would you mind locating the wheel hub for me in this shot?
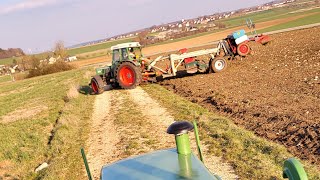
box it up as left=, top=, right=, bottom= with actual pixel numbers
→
left=215, top=60, right=225, bottom=71
left=119, top=67, right=135, bottom=86
left=239, top=44, right=249, bottom=54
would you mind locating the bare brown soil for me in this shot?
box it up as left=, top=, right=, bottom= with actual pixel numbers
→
left=0, top=160, right=14, bottom=179
left=160, top=27, right=320, bottom=166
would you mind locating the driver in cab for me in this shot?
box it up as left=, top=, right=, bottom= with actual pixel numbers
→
left=129, top=48, right=136, bottom=60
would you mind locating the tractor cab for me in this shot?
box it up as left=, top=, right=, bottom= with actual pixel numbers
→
left=111, top=42, right=143, bottom=64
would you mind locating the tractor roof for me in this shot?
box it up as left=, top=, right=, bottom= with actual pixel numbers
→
left=111, top=42, right=141, bottom=50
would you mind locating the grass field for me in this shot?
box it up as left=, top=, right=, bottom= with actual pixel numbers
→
left=217, top=4, right=319, bottom=28
left=0, top=69, right=96, bottom=179
left=258, top=11, right=320, bottom=33
left=0, top=75, right=12, bottom=83
left=0, top=57, right=20, bottom=65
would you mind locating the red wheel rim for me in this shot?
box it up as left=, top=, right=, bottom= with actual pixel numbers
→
left=119, top=66, right=135, bottom=86
left=91, top=80, right=98, bottom=93
left=239, top=43, right=249, bottom=54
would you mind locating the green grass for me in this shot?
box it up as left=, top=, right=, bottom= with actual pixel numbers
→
left=218, top=5, right=319, bottom=28
left=0, top=75, right=12, bottom=83
left=258, top=12, right=320, bottom=33
left=0, top=68, right=96, bottom=179
left=112, top=91, right=159, bottom=156
left=0, top=57, right=20, bottom=65
left=142, top=84, right=320, bottom=179
left=77, top=50, right=110, bottom=61
left=67, top=38, right=134, bottom=56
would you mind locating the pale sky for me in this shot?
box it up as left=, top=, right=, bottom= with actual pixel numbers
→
left=0, top=0, right=272, bottom=53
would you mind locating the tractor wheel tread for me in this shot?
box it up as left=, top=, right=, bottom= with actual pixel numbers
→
left=91, top=75, right=104, bottom=94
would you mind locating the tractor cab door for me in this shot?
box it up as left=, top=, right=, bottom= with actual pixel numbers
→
left=112, top=49, right=121, bottom=65
left=121, top=48, right=129, bottom=60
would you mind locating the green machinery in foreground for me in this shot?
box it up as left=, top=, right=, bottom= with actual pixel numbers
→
left=81, top=121, right=308, bottom=180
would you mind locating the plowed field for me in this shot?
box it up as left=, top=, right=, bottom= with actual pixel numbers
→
left=160, top=26, right=320, bottom=166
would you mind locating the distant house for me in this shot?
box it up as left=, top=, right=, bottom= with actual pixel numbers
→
left=48, top=56, right=61, bottom=64
left=66, top=56, right=77, bottom=62
left=156, top=32, right=167, bottom=39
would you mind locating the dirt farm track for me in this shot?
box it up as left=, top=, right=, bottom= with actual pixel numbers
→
left=160, top=26, right=320, bottom=165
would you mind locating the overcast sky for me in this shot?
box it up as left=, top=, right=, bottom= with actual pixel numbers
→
left=0, top=0, right=272, bottom=53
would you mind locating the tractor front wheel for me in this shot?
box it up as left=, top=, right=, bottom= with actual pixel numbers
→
left=91, top=75, right=104, bottom=94
left=211, top=57, right=227, bottom=73
left=116, top=62, right=142, bottom=89
left=237, top=43, right=250, bottom=56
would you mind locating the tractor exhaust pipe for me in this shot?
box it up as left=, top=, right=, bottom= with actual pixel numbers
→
left=167, top=121, right=194, bottom=155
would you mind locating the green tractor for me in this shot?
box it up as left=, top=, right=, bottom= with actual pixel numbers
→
left=90, top=41, right=232, bottom=94
left=90, top=42, right=143, bottom=94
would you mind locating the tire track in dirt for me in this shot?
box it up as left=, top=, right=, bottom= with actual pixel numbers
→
left=127, top=87, right=238, bottom=179
left=86, top=91, right=121, bottom=179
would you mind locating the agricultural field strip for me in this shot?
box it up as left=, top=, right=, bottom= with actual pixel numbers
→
left=141, top=84, right=320, bottom=179
left=144, top=22, right=320, bottom=57
left=262, top=22, right=320, bottom=35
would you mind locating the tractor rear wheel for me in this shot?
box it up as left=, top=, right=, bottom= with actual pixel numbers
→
left=91, top=75, right=104, bottom=94
left=237, top=43, right=250, bottom=56
left=211, top=57, right=227, bottom=73
left=116, top=62, right=142, bottom=89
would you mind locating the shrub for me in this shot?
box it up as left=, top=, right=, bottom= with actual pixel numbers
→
left=27, top=61, right=75, bottom=78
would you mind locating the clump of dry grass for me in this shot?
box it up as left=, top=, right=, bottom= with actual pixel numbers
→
left=63, top=84, right=79, bottom=103
left=67, top=85, right=79, bottom=99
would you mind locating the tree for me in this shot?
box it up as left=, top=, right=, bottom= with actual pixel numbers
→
left=12, top=58, right=17, bottom=65
left=53, top=41, right=68, bottom=59
left=135, top=31, right=148, bottom=46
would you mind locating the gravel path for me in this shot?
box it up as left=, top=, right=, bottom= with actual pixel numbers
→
left=87, top=87, right=238, bottom=179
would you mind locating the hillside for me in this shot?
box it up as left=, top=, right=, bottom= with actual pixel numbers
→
left=0, top=48, right=24, bottom=59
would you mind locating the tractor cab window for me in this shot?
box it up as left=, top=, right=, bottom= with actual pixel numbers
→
left=121, top=48, right=129, bottom=60
left=131, top=47, right=142, bottom=60
left=113, top=49, right=120, bottom=62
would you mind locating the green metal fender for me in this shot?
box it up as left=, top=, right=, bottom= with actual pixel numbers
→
left=283, top=158, right=308, bottom=180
